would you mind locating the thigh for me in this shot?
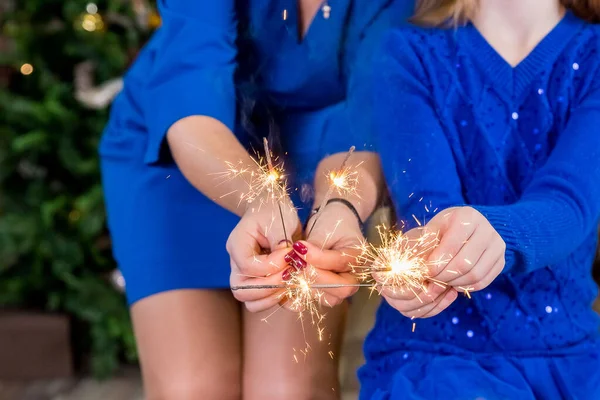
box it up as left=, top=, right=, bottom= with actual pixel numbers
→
left=131, top=289, right=242, bottom=400
left=242, top=303, right=347, bottom=400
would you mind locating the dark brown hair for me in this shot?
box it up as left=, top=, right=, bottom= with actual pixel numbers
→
left=412, top=0, right=600, bottom=27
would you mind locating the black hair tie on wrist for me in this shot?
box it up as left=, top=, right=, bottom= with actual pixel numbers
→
left=326, top=198, right=363, bottom=226
left=305, top=198, right=364, bottom=230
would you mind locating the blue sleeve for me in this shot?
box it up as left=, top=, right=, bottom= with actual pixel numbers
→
left=373, top=31, right=466, bottom=223
left=374, top=31, right=600, bottom=275
left=143, top=0, right=237, bottom=164
left=319, top=0, right=415, bottom=154
left=473, top=77, right=600, bottom=274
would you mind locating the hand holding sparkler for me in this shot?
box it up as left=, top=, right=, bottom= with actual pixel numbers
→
left=229, top=245, right=295, bottom=312
left=292, top=200, right=366, bottom=307
left=350, top=225, right=456, bottom=319
left=419, top=206, right=506, bottom=293
left=227, top=139, right=303, bottom=312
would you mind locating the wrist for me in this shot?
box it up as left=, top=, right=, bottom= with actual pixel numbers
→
left=309, top=198, right=364, bottom=228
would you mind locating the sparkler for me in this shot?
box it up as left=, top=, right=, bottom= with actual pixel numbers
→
left=351, top=224, right=447, bottom=301
left=214, top=139, right=289, bottom=212
left=231, top=283, right=374, bottom=290
left=224, top=142, right=477, bottom=348
left=306, top=146, right=358, bottom=238
left=278, top=266, right=341, bottom=345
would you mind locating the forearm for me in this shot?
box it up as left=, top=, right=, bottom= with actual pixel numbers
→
left=167, top=116, right=260, bottom=216
left=474, top=196, right=597, bottom=274
left=312, top=151, right=383, bottom=221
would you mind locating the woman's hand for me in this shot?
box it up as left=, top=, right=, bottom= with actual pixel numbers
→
left=293, top=202, right=364, bottom=307
left=228, top=197, right=302, bottom=312
left=426, top=206, right=506, bottom=293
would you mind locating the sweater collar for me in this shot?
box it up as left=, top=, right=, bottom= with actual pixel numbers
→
left=457, top=11, right=584, bottom=98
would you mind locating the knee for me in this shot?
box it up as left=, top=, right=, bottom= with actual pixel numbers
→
left=147, top=370, right=241, bottom=400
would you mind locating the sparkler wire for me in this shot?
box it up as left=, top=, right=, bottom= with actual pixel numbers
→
left=231, top=283, right=376, bottom=290
left=263, top=137, right=289, bottom=245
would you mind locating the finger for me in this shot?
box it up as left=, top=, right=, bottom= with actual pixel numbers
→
left=313, top=269, right=360, bottom=301
left=321, top=293, right=349, bottom=308
left=230, top=271, right=288, bottom=303
left=419, top=288, right=459, bottom=318
left=299, top=240, right=360, bottom=273
left=445, top=237, right=503, bottom=288
left=227, top=223, right=269, bottom=266
left=244, top=289, right=286, bottom=313
left=451, top=253, right=505, bottom=292
left=426, top=218, right=477, bottom=278
left=384, top=285, right=451, bottom=318
left=387, top=287, right=456, bottom=319
left=380, top=280, right=447, bottom=309
left=434, top=225, right=492, bottom=283
left=235, top=247, right=290, bottom=278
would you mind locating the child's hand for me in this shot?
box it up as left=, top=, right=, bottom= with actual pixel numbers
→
left=426, top=207, right=506, bottom=293
left=375, top=227, right=459, bottom=318
left=380, top=281, right=459, bottom=319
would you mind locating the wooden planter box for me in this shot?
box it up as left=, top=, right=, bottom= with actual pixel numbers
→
left=0, top=311, right=74, bottom=379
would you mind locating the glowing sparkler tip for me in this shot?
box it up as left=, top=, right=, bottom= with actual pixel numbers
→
left=351, top=225, right=443, bottom=295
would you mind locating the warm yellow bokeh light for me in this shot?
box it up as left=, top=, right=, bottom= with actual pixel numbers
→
left=20, top=63, right=33, bottom=75
left=82, top=13, right=104, bottom=32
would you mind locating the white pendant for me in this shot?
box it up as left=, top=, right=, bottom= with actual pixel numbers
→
left=322, top=3, right=331, bottom=19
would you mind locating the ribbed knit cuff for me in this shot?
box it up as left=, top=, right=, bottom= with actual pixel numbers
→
left=472, top=205, right=521, bottom=274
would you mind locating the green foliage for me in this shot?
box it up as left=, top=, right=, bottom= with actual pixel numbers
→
left=0, top=0, right=151, bottom=377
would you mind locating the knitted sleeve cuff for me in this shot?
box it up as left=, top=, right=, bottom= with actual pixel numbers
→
left=472, top=205, right=528, bottom=275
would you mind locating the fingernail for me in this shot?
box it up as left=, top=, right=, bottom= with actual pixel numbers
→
left=282, top=268, right=292, bottom=281
left=289, top=252, right=307, bottom=269
left=284, top=252, right=294, bottom=264
left=293, top=241, right=308, bottom=255
left=285, top=251, right=307, bottom=270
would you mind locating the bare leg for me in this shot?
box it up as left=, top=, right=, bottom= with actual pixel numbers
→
left=131, top=289, right=242, bottom=400
left=242, top=303, right=347, bottom=400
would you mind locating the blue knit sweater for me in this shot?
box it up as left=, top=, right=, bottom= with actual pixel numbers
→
left=360, top=11, right=600, bottom=397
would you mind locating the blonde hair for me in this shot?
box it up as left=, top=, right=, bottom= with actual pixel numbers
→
left=412, top=0, right=600, bottom=27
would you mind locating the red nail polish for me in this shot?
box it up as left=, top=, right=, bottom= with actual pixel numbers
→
left=290, top=252, right=307, bottom=269
left=282, top=268, right=292, bottom=281
left=289, top=261, right=302, bottom=271
left=284, top=252, right=294, bottom=264
left=293, top=241, right=308, bottom=255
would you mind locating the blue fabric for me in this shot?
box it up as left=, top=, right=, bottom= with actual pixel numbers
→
left=361, top=12, right=600, bottom=399
left=99, top=0, right=415, bottom=304
left=360, top=350, right=600, bottom=400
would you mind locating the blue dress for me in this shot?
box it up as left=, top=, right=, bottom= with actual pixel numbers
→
left=360, top=12, right=600, bottom=399
left=99, top=0, right=414, bottom=304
